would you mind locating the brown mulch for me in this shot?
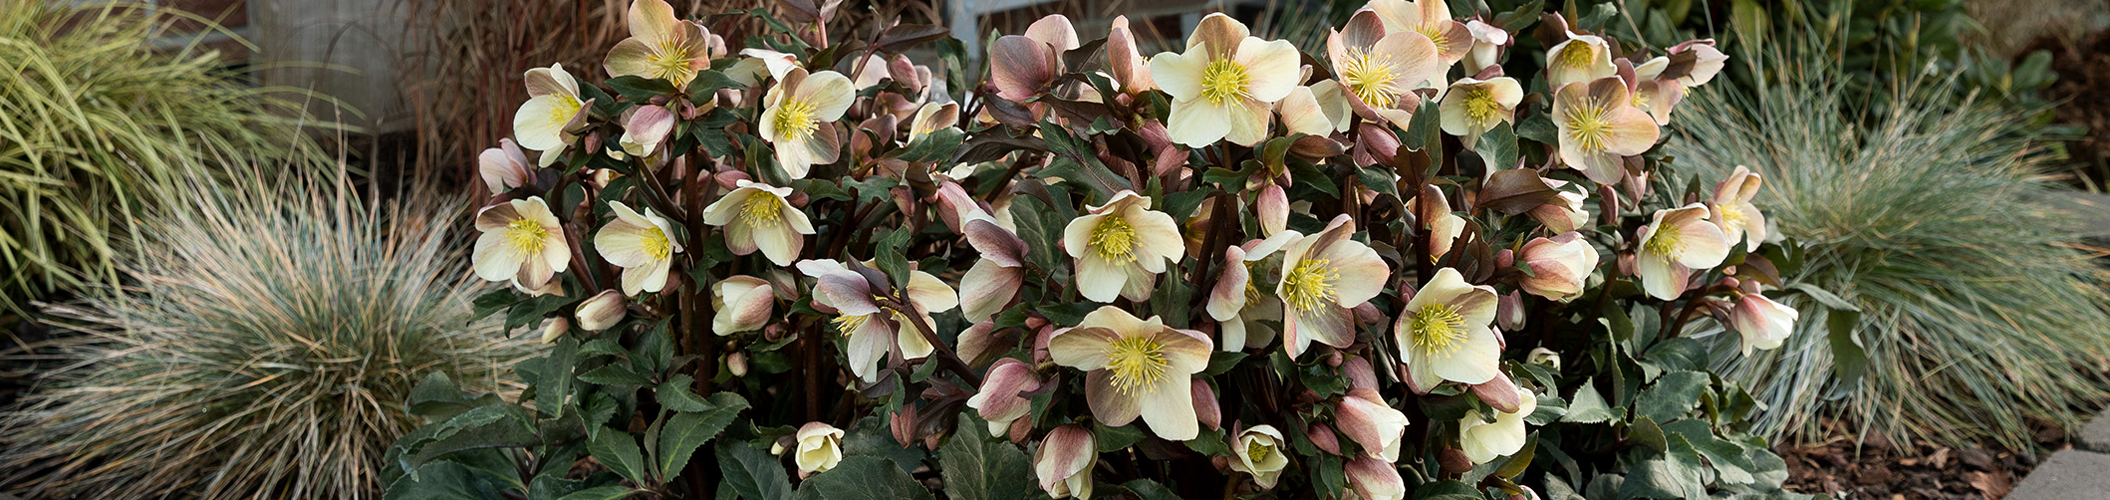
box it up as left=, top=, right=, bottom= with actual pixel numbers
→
left=1774, top=420, right=2072, bottom=500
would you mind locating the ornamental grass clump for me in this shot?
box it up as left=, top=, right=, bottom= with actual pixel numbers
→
left=0, top=172, right=525, bottom=499
left=389, top=1, right=1827, bottom=499
left=1670, top=40, right=2110, bottom=451
left=0, top=1, right=329, bottom=312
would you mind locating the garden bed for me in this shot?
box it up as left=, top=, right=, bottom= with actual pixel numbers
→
left=1778, top=420, right=2072, bottom=499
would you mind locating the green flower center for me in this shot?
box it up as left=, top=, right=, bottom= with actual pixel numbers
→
left=739, top=193, right=784, bottom=228
left=641, top=226, right=672, bottom=260
left=1282, top=259, right=1340, bottom=313
left=1340, top=48, right=1405, bottom=109
left=505, top=218, right=549, bottom=255
left=1200, top=58, right=1252, bottom=107
left=1563, top=101, right=1611, bottom=153
left=1105, top=335, right=1170, bottom=394
left=1557, top=41, right=1596, bottom=69
left=1246, top=439, right=1273, bottom=463
left=650, top=42, right=695, bottom=85
left=773, top=98, right=820, bottom=142
left=1644, top=226, right=1685, bottom=257
left=1089, top=215, right=1138, bottom=264
left=1463, top=87, right=1499, bottom=126
left=1409, top=303, right=1468, bottom=357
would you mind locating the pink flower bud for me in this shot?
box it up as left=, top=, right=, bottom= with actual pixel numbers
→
left=1035, top=425, right=1096, bottom=499
left=1308, top=423, right=1342, bottom=455
left=1193, top=379, right=1222, bottom=431
left=1346, top=456, right=1406, bottom=500
left=1731, top=293, right=1798, bottom=355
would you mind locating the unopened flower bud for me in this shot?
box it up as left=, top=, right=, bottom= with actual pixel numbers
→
left=1307, top=423, right=1341, bottom=455
left=575, top=290, right=626, bottom=331
left=1193, top=379, right=1222, bottom=431
left=1527, top=347, right=1561, bottom=370
left=726, top=352, right=749, bottom=377
left=540, top=317, right=570, bottom=343
left=1497, top=291, right=1527, bottom=331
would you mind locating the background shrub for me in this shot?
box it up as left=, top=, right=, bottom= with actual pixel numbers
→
left=0, top=171, right=526, bottom=499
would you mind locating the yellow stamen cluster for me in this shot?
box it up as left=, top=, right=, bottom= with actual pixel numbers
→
left=1409, top=303, right=1468, bottom=357
left=1199, top=59, right=1253, bottom=107
left=1242, top=261, right=1266, bottom=307
left=650, top=41, right=695, bottom=84
left=1644, top=226, right=1685, bottom=257
left=1104, top=335, right=1170, bottom=394
left=640, top=226, right=672, bottom=260
left=1339, top=48, right=1404, bottom=109
left=505, top=219, right=549, bottom=254
left=1462, top=87, right=1499, bottom=125
left=1563, top=101, right=1611, bottom=153
left=1089, top=215, right=1138, bottom=264
left=773, top=98, right=820, bottom=142
left=1718, top=204, right=1747, bottom=226
left=832, top=313, right=869, bottom=334
left=1246, top=440, right=1273, bottom=462
left=1630, top=90, right=1652, bottom=110
left=547, top=96, right=583, bottom=128
left=1282, top=259, right=1340, bottom=313
left=1557, top=41, right=1596, bottom=69
left=739, top=193, right=783, bottom=227
left=1416, top=23, right=1450, bottom=49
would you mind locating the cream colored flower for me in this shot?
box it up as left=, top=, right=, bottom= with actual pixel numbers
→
left=1229, top=425, right=1289, bottom=488
left=1519, top=232, right=1599, bottom=302
left=479, top=139, right=532, bottom=195
left=736, top=48, right=800, bottom=83
left=1366, top=0, right=1473, bottom=66
left=710, top=275, right=774, bottom=335
left=701, top=180, right=815, bottom=266
left=540, top=317, right=570, bottom=343
left=1047, top=306, right=1213, bottom=440
left=800, top=259, right=959, bottom=382
left=1149, top=13, right=1301, bottom=147
left=1710, top=165, right=1767, bottom=252
left=1552, top=77, right=1660, bottom=184
left=907, top=101, right=958, bottom=145
left=1437, top=76, right=1523, bottom=148
left=760, top=68, right=854, bottom=178
left=1337, top=389, right=1408, bottom=461
left=1529, top=179, right=1591, bottom=234
left=1062, top=191, right=1183, bottom=303
left=576, top=289, right=627, bottom=331
left=1207, top=232, right=1302, bottom=351
left=1732, top=291, right=1798, bottom=355
left=513, top=63, right=587, bottom=166
left=473, top=197, right=570, bottom=290
left=618, top=105, right=676, bottom=158
left=604, top=0, right=710, bottom=89
left=966, top=358, right=1043, bottom=437
left=1459, top=388, right=1537, bottom=463
left=1328, top=10, right=1444, bottom=130
left=1278, top=80, right=1355, bottom=137
left=1544, top=32, right=1616, bottom=91
left=1635, top=203, right=1731, bottom=300
left=1397, top=267, right=1501, bottom=392
left=793, top=422, right=844, bottom=478
left=1277, top=215, right=1390, bottom=359
left=1461, top=20, right=1508, bottom=74
left=1345, top=455, right=1406, bottom=500
left=1036, top=425, right=1096, bottom=499
left=594, top=201, right=682, bottom=296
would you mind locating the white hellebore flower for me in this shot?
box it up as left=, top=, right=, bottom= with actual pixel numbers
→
left=1036, top=425, right=1097, bottom=499
left=800, top=259, right=959, bottom=382
left=966, top=358, right=1043, bottom=437
left=1635, top=203, right=1731, bottom=300
left=1710, top=165, right=1768, bottom=252
left=1551, top=77, right=1660, bottom=184
left=1277, top=80, right=1356, bottom=137
left=513, top=63, right=588, bottom=166
left=1336, top=389, right=1409, bottom=461
left=1366, top=0, right=1473, bottom=66
left=710, top=275, right=774, bottom=335
left=1047, top=306, right=1213, bottom=440
left=576, top=290, right=627, bottom=331
left=1460, top=20, right=1509, bottom=74
left=1328, top=10, right=1444, bottom=130
left=472, top=197, right=570, bottom=290
left=1230, top=425, right=1290, bottom=488
left=1062, top=190, right=1183, bottom=303
left=1397, top=267, right=1501, bottom=392
left=793, top=422, right=844, bottom=478
left=595, top=201, right=683, bottom=295
left=479, top=138, right=533, bottom=195
left=1206, top=231, right=1303, bottom=351
left=1438, top=76, right=1523, bottom=149
left=1543, top=32, right=1616, bottom=92
left=1149, top=13, right=1301, bottom=147
left=1732, top=292, right=1799, bottom=355
left=1518, top=232, right=1599, bottom=302
left=759, top=67, right=854, bottom=178
left=1459, top=388, right=1538, bottom=463
left=701, top=180, right=815, bottom=266
left=1277, top=215, right=1390, bottom=359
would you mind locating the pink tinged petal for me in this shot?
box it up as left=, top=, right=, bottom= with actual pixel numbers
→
left=1337, top=396, right=1406, bottom=461
left=1137, top=375, right=1200, bottom=440
left=1084, top=370, right=1144, bottom=426
left=723, top=221, right=760, bottom=256
left=1292, top=305, right=1356, bottom=353
left=1046, top=326, right=1121, bottom=370
left=1339, top=10, right=1389, bottom=48
left=713, top=277, right=775, bottom=334
left=1469, top=372, right=1523, bottom=413
left=960, top=259, right=1022, bottom=322
left=1188, top=13, right=1250, bottom=56
left=1117, top=262, right=1157, bottom=302
left=1207, top=247, right=1251, bottom=322
left=1672, top=217, right=1731, bottom=269
left=814, top=273, right=881, bottom=316
left=1156, top=328, right=1217, bottom=374
left=1404, top=351, right=1443, bottom=393
left=604, top=38, right=662, bottom=80
left=969, top=359, right=1043, bottom=425
left=479, top=146, right=530, bottom=194
left=1600, top=106, right=1661, bottom=156
left=1428, top=21, right=1474, bottom=65
left=1025, top=14, right=1082, bottom=51
left=956, top=321, right=1005, bottom=368
left=1279, top=86, right=1336, bottom=138
left=1346, top=456, right=1407, bottom=500
left=1192, top=380, right=1222, bottom=431
left=1167, top=96, right=1234, bottom=147
left=1258, top=184, right=1290, bottom=236
left=965, top=219, right=1027, bottom=266
left=1036, top=426, right=1096, bottom=494
left=1239, top=38, right=1302, bottom=103
left=844, top=318, right=893, bottom=381
left=990, top=36, right=1056, bottom=101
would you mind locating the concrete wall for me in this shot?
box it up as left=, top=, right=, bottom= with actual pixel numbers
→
left=249, top=0, right=417, bottom=133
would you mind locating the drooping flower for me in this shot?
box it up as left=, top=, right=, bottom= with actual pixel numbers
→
left=1529, top=179, right=1591, bottom=234
left=1035, top=425, right=1096, bottom=499
left=1731, top=291, right=1798, bottom=355
left=1336, top=389, right=1408, bottom=461
left=1659, top=40, right=1729, bottom=87
left=576, top=290, right=627, bottom=331
left=1552, top=77, right=1660, bottom=184
left=906, top=101, right=959, bottom=145
left=1047, top=306, right=1213, bottom=440
left=1327, top=10, right=1444, bottom=130
left=1345, top=455, right=1406, bottom=500
left=618, top=104, right=677, bottom=158
left=990, top=15, right=1080, bottom=102
left=594, top=201, right=683, bottom=295
left=1518, top=232, right=1599, bottom=301
left=759, top=68, right=854, bottom=179
left=736, top=48, right=800, bottom=83
left=960, top=217, right=1028, bottom=322
left=1366, top=0, right=1473, bottom=66
left=701, top=180, right=815, bottom=266
left=1416, top=189, right=1467, bottom=261
left=793, top=422, right=844, bottom=478
left=1230, top=425, right=1290, bottom=488
left=1460, top=19, right=1509, bottom=74
left=604, top=0, right=710, bottom=89
left=479, top=139, right=533, bottom=195
left=1543, top=32, right=1616, bottom=91
left=1397, top=267, right=1501, bottom=392
left=1277, top=215, right=1390, bottom=358
left=1107, top=15, right=1156, bottom=94
left=710, top=275, right=774, bottom=335
left=1459, top=388, right=1537, bottom=464
left=1207, top=231, right=1302, bottom=351
left=800, top=259, right=959, bottom=382
left=1062, top=190, right=1184, bottom=303
left=1710, top=165, right=1767, bottom=252
left=1437, top=76, right=1523, bottom=148
left=472, top=197, right=570, bottom=290
left=513, top=63, right=588, bottom=166
left=1149, top=13, right=1301, bottom=147
left=966, top=358, right=1044, bottom=437
left=1634, top=203, right=1731, bottom=300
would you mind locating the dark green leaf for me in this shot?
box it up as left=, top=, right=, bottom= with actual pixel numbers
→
left=580, top=364, right=653, bottom=386
left=1635, top=371, right=1710, bottom=423
left=555, top=486, right=640, bottom=500
left=1162, top=189, right=1215, bottom=221
left=1516, top=112, right=1559, bottom=145
left=1618, top=434, right=1710, bottom=500
left=938, top=429, right=1035, bottom=500
left=1412, top=480, right=1483, bottom=499
left=1092, top=421, right=1147, bottom=452
left=895, top=127, right=965, bottom=163
left=1562, top=380, right=1618, bottom=424
left=657, top=375, right=712, bottom=412
left=660, top=395, right=751, bottom=480
left=1826, top=306, right=1867, bottom=385
left=1121, top=479, right=1180, bottom=500
left=587, top=426, right=649, bottom=483
left=792, top=456, right=934, bottom=500
left=607, top=75, right=680, bottom=102
left=1473, top=123, right=1521, bottom=170
left=1203, top=351, right=1248, bottom=376
left=718, top=441, right=795, bottom=500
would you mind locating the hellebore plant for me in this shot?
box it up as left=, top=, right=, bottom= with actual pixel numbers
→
left=391, top=2, right=1826, bottom=500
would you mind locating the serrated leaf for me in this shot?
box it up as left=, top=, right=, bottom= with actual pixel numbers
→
left=938, top=430, right=1035, bottom=500
left=555, top=486, right=640, bottom=500
left=792, top=456, right=934, bottom=500
left=659, top=396, right=749, bottom=481
left=579, top=364, right=654, bottom=386
left=1473, top=123, right=1521, bottom=171
left=1562, top=380, right=1618, bottom=424
left=1635, top=371, right=1710, bottom=423
left=718, top=441, right=794, bottom=500
left=588, top=426, right=649, bottom=483
left=657, top=375, right=713, bottom=412
left=539, top=338, right=578, bottom=418
left=1618, top=434, right=1710, bottom=500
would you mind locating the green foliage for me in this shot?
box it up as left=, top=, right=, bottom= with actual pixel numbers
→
left=1667, top=40, right=2110, bottom=450
left=0, top=1, right=331, bottom=312
left=0, top=173, right=523, bottom=499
